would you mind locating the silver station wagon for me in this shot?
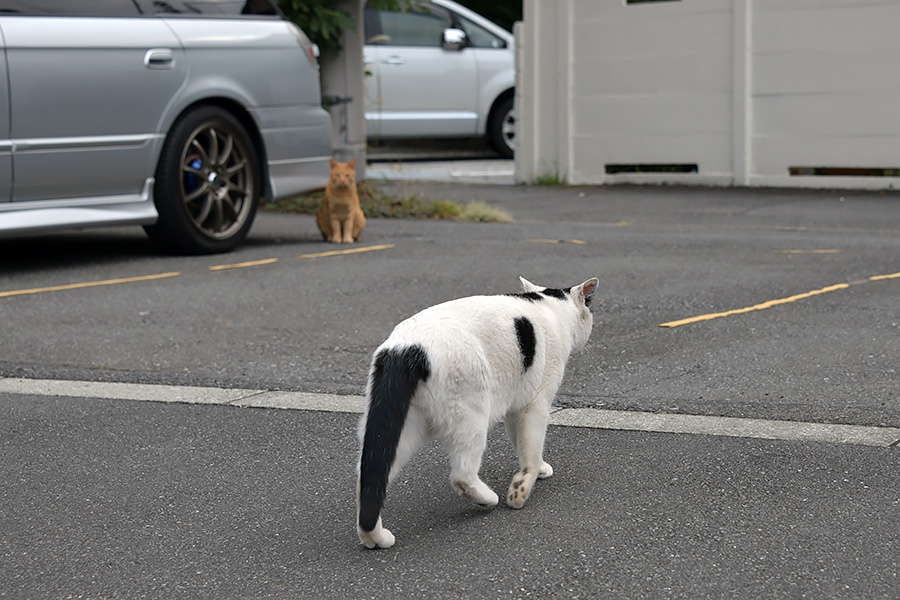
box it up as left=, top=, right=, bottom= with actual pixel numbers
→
left=0, top=0, right=332, bottom=254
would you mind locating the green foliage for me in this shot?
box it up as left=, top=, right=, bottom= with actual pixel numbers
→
left=278, top=0, right=413, bottom=58
left=277, top=0, right=354, bottom=57
left=533, top=173, right=565, bottom=186
left=458, top=201, right=513, bottom=222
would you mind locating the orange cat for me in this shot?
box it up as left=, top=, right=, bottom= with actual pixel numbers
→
left=317, top=159, right=366, bottom=243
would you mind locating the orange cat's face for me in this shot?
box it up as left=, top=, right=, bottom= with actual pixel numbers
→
left=328, top=159, right=357, bottom=191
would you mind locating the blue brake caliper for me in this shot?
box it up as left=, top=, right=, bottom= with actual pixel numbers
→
left=184, top=158, right=203, bottom=198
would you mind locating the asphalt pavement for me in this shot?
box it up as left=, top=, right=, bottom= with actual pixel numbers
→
left=3, top=388, right=898, bottom=599
left=2, top=163, right=900, bottom=598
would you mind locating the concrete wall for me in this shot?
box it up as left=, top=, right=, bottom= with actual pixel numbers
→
left=517, top=0, right=900, bottom=190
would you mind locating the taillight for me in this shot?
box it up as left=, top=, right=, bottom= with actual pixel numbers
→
left=287, top=23, right=319, bottom=69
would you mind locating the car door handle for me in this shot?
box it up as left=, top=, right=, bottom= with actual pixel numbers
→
left=144, top=48, right=175, bottom=70
left=381, top=56, right=405, bottom=65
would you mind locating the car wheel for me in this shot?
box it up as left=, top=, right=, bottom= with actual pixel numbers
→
left=488, top=96, right=515, bottom=159
left=145, top=106, right=260, bottom=254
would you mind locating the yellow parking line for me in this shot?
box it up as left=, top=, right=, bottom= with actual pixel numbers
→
left=658, top=283, right=850, bottom=328
left=212, top=244, right=395, bottom=269
left=870, top=271, right=900, bottom=281
left=660, top=269, right=899, bottom=328
left=3, top=244, right=396, bottom=299
left=0, top=272, right=182, bottom=299
left=298, top=244, right=395, bottom=259
left=774, top=249, right=845, bottom=254
left=209, top=258, right=279, bottom=271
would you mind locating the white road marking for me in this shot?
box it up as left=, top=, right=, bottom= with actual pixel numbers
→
left=548, top=408, right=900, bottom=448
left=2, top=377, right=897, bottom=448
left=0, top=377, right=262, bottom=405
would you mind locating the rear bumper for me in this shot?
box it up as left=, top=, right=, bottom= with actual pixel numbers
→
left=252, top=105, right=332, bottom=200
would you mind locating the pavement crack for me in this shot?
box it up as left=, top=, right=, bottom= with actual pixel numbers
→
left=225, top=390, right=269, bottom=405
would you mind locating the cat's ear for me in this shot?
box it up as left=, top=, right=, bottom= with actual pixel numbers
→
left=573, top=278, right=599, bottom=307
left=519, top=276, right=542, bottom=293
left=348, top=159, right=357, bottom=169
left=329, top=158, right=337, bottom=168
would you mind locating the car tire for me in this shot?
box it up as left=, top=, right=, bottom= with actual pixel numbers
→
left=487, top=96, right=515, bottom=159
left=145, top=105, right=260, bottom=254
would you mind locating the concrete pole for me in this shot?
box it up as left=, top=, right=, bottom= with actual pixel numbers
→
left=319, top=0, right=367, bottom=180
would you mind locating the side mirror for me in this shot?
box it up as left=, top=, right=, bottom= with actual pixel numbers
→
left=441, top=28, right=467, bottom=51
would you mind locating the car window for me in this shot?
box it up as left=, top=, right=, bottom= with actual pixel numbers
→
left=457, top=15, right=507, bottom=49
left=135, top=0, right=279, bottom=16
left=0, top=0, right=139, bottom=16
left=0, top=0, right=279, bottom=16
left=364, top=6, right=382, bottom=43
left=374, top=4, right=453, bottom=47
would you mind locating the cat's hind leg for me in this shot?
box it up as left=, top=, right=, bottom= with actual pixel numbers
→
left=389, top=405, right=431, bottom=482
left=442, top=418, right=499, bottom=508
left=357, top=405, right=431, bottom=549
left=358, top=346, right=431, bottom=549
left=352, top=209, right=366, bottom=242
left=505, top=406, right=551, bottom=509
left=316, top=206, right=332, bottom=241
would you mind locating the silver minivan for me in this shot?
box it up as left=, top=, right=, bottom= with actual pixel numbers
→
left=364, top=0, right=515, bottom=158
left=0, top=0, right=332, bottom=253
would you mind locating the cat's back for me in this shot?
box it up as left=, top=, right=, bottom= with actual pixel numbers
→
left=386, top=293, right=550, bottom=347
left=381, top=292, right=561, bottom=398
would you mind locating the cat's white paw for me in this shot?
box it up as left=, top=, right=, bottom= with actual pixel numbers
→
left=538, top=462, right=554, bottom=479
left=358, top=523, right=395, bottom=549
left=453, top=479, right=499, bottom=508
left=478, top=489, right=500, bottom=508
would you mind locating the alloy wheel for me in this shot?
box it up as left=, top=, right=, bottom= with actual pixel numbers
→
left=501, top=108, right=516, bottom=152
left=180, top=123, right=255, bottom=241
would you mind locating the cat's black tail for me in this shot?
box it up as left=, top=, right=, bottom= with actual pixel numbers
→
left=358, top=344, right=431, bottom=533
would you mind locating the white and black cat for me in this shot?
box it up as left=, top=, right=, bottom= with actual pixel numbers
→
left=357, top=276, right=599, bottom=549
